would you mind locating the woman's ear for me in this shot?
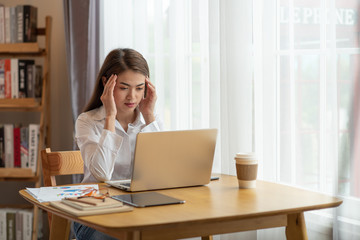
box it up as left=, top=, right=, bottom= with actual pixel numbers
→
left=102, top=76, right=107, bottom=86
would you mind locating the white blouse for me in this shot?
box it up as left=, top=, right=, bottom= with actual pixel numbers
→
left=75, top=106, right=162, bottom=183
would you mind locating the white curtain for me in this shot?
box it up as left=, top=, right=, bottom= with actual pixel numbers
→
left=101, top=0, right=360, bottom=239
left=256, top=0, right=360, bottom=239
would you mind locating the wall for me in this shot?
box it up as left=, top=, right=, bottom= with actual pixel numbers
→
left=0, top=0, right=73, bottom=238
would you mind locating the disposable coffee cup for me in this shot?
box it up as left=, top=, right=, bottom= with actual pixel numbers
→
left=235, top=152, right=258, bottom=189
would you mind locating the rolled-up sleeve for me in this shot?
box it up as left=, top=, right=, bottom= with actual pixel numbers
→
left=75, top=115, right=123, bottom=181
left=141, top=114, right=163, bottom=132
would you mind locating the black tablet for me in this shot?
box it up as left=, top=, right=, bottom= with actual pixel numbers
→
left=111, top=192, right=185, bottom=208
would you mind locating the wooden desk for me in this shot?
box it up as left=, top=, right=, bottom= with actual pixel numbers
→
left=19, top=175, right=342, bottom=240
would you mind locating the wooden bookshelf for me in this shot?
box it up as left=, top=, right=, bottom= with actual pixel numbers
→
left=0, top=167, right=33, bottom=177
left=0, top=168, right=38, bottom=181
left=0, top=98, right=41, bottom=110
left=0, top=42, right=40, bottom=53
left=0, top=16, right=52, bottom=240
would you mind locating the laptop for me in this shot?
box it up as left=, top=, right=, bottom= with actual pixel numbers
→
left=105, top=128, right=218, bottom=192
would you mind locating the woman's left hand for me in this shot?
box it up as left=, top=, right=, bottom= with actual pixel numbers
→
left=139, top=78, right=157, bottom=124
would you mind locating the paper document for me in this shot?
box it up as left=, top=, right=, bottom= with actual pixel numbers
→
left=26, top=184, right=99, bottom=202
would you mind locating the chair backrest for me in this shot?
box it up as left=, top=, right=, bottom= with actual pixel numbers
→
left=41, top=148, right=84, bottom=187
left=41, top=148, right=84, bottom=237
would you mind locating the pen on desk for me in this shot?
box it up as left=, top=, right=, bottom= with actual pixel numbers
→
left=64, top=197, right=98, bottom=206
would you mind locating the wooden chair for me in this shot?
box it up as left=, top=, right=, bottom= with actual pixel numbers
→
left=41, top=148, right=84, bottom=239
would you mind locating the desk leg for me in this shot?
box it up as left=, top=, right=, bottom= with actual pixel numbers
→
left=286, top=213, right=308, bottom=240
left=49, top=214, right=71, bottom=240
left=201, top=236, right=213, bottom=240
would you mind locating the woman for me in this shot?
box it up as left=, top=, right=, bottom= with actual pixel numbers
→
left=73, top=48, right=162, bottom=240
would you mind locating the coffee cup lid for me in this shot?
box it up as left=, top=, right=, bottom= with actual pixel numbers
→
left=235, top=152, right=256, bottom=158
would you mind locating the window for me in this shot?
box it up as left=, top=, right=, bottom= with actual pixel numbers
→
left=257, top=0, right=360, bottom=238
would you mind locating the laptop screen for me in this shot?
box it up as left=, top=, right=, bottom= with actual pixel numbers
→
left=129, top=128, right=218, bottom=192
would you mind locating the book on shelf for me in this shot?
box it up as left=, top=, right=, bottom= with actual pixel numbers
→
left=10, top=58, right=18, bottom=99
left=26, top=64, right=34, bottom=98
left=0, top=209, right=32, bottom=240
left=0, top=59, right=4, bottom=98
left=13, top=125, right=20, bottom=168
left=0, top=5, right=4, bottom=44
left=4, top=7, right=10, bottom=44
left=15, top=5, right=23, bottom=43
left=34, top=65, right=42, bottom=98
left=0, top=210, right=5, bottom=240
left=9, top=7, right=16, bottom=44
left=6, top=211, right=15, bottom=240
left=28, top=123, right=39, bottom=173
left=18, top=60, right=26, bottom=98
left=23, top=5, right=37, bottom=43
left=4, top=124, right=13, bottom=168
left=4, top=59, right=10, bottom=99
left=15, top=210, right=23, bottom=240
left=0, top=58, right=42, bottom=99
left=0, top=125, right=4, bottom=167
left=20, top=126, right=29, bottom=168
left=0, top=4, right=37, bottom=43
left=18, top=60, right=34, bottom=98
left=22, top=210, right=32, bottom=240
left=0, top=123, right=38, bottom=171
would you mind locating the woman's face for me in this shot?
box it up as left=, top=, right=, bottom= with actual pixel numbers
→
left=113, top=70, right=146, bottom=115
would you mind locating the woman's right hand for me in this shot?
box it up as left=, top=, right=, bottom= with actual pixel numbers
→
left=100, top=74, right=117, bottom=131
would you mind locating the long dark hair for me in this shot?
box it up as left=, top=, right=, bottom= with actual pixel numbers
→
left=83, top=48, right=149, bottom=112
